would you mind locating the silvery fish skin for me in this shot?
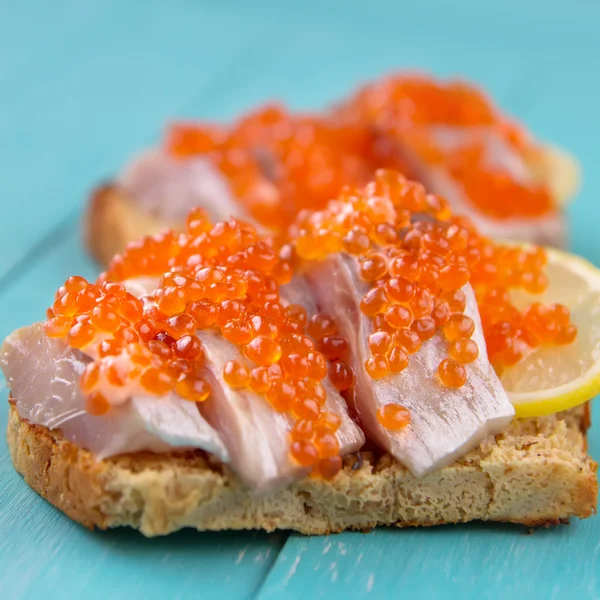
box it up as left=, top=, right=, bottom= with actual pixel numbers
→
left=198, top=330, right=364, bottom=492
left=306, top=254, right=515, bottom=476
left=392, top=126, right=567, bottom=249
left=123, top=277, right=364, bottom=492
left=281, top=275, right=366, bottom=453
left=119, top=148, right=255, bottom=225
left=197, top=330, right=302, bottom=491
left=0, top=324, right=229, bottom=461
left=281, top=275, right=318, bottom=314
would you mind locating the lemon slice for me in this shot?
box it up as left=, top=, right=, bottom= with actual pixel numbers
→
left=498, top=247, right=600, bottom=417
left=527, top=144, right=581, bottom=208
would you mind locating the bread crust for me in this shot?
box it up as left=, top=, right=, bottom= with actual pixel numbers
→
left=7, top=402, right=597, bottom=537
left=85, top=184, right=177, bottom=268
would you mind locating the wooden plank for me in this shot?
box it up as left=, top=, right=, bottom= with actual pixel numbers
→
left=516, top=58, right=600, bottom=265
left=256, top=516, right=600, bottom=599
left=0, top=470, right=285, bottom=600
left=187, top=10, right=542, bottom=117
left=0, top=0, right=110, bottom=82
left=212, top=0, right=600, bottom=55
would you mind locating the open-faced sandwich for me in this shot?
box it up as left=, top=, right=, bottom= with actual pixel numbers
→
left=3, top=168, right=597, bottom=536
left=86, top=73, right=580, bottom=267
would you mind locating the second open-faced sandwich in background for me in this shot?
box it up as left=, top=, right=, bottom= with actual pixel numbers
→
left=335, top=74, right=579, bottom=246
left=85, top=72, right=579, bottom=266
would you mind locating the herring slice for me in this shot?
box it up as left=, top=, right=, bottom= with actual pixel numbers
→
left=119, top=148, right=254, bottom=225
left=281, top=276, right=367, bottom=453
left=125, top=276, right=364, bottom=491
left=124, top=276, right=301, bottom=490
left=197, top=330, right=302, bottom=491
left=198, top=330, right=364, bottom=492
left=0, top=324, right=228, bottom=461
left=391, top=126, right=567, bottom=248
left=306, top=255, right=515, bottom=476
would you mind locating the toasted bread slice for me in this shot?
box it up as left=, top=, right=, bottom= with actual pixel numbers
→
left=7, top=401, right=597, bottom=537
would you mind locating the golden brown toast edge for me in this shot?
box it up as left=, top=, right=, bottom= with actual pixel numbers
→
left=7, top=401, right=597, bottom=537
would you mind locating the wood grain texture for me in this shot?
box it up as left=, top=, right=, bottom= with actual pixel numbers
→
left=256, top=519, right=600, bottom=599
left=1, top=0, right=599, bottom=598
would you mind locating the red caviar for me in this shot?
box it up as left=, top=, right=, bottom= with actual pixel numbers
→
left=315, top=411, right=342, bottom=434
left=85, top=392, right=110, bottom=416
left=437, top=358, right=467, bottom=388
left=376, top=404, right=411, bottom=431
left=45, top=214, right=354, bottom=479
left=337, top=74, right=554, bottom=221
left=318, top=335, right=348, bottom=360
left=388, top=346, right=409, bottom=373
left=290, top=168, right=577, bottom=424
left=293, top=169, right=483, bottom=391
left=443, top=314, right=476, bottom=341
left=328, top=360, right=354, bottom=391
left=448, top=338, right=479, bottom=364
left=291, top=440, right=319, bottom=467
left=223, top=360, right=250, bottom=389
left=315, top=456, right=343, bottom=479
left=314, top=432, right=340, bottom=458
left=45, top=159, right=572, bottom=468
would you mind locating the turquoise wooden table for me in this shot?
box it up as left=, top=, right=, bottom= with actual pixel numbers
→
left=1, top=1, right=599, bottom=598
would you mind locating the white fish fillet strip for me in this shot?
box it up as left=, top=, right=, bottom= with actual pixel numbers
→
left=123, top=276, right=363, bottom=491
left=0, top=324, right=229, bottom=461
left=306, top=255, right=515, bottom=476
left=119, top=148, right=254, bottom=225
left=393, top=125, right=567, bottom=248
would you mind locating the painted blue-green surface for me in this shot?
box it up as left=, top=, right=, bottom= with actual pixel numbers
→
left=1, top=1, right=599, bottom=598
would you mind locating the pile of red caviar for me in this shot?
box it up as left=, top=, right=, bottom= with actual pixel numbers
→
left=45, top=275, right=210, bottom=415
left=293, top=169, right=478, bottom=391
left=292, top=169, right=577, bottom=399
left=44, top=209, right=350, bottom=477
left=337, top=75, right=554, bottom=219
left=472, top=247, right=577, bottom=370
left=46, top=155, right=574, bottom=465
left=164, top=74, right=555, bottom=233
left=337, top=75, right=502, bottom=128
left=166, top=105, right=374, bottom=232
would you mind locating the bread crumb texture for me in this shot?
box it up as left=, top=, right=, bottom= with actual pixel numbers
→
left=7, top=403, right=597, bottom=536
